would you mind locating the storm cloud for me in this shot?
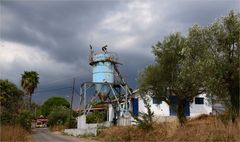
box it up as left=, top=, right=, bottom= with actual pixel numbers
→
left=1, top=0, right=239, bottom=105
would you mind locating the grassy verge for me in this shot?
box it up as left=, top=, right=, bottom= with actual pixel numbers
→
left=168, top=116, right=240, bottom=141
left=97, top=122, right=178, bottom=141
left=97, top=116, right=240, bottom=141
left=49, top=125, right=66, bottom=132
left=0, top=125, right=29, bottom=141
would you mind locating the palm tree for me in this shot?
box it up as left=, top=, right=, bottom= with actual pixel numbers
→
left=21, top=71, right=39, bottom=109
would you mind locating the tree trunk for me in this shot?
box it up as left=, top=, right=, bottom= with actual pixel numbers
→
left=177, top=99, right=186, bottom=126
left=229, top=76, right=239, bottom=122
left=29, top=93, right=32, bottom=110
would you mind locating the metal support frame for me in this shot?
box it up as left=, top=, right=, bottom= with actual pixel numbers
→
left=109, top=84, right=122, bottom=111
left=79, top=82, right=132, bottom=120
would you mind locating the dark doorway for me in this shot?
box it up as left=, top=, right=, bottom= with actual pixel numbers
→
left=169, top=96, right=190, bottom=116
left=132, top=98, right=139, bottom=116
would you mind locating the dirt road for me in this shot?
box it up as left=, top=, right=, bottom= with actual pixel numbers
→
left=31, top=128, right=93, bottom=142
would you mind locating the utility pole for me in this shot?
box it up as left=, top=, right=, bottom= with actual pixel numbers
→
left=69, top=78, right=75, bottom=121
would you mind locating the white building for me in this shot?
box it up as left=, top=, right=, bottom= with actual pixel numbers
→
left=107, top=91, right=213, bottom=124
left=137, top=93, right=212, bottom=118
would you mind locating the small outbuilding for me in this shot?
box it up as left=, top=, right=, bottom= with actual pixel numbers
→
left=132, top=90, right=212, bottom=119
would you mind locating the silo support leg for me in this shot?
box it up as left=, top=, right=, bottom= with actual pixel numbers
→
left=109, top=84, right=122, bottom=112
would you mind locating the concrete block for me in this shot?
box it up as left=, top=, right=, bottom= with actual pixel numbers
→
left=118, top=114, right=131, bottom=126
left=64, top=128, right=97, bottom=136
left=77, top=115, right=86, bottom=129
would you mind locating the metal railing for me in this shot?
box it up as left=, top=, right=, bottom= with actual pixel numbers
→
left=89, top=52, right=119, bottom=64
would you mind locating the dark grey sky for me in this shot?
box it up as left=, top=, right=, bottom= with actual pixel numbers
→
left=1, top=0, right=239, bottom=106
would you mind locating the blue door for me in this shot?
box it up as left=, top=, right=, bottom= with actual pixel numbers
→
left=132, top=98, right=139, bottom=116
left=169, top=96, right=177, bottom=116
left=183, top=101, right=190, bottom=116
left=169, top=96, right=190, bottom=116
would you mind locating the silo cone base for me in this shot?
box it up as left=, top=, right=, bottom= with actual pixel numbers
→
left=117, top=113, right=131, bottom=126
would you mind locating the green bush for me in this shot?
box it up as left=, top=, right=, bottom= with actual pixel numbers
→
left=1, top=112, right=16, bottom=125
left=0, top=79, right=25, bottom=125
left=86, top=110, right=107, bottom=123
left=65, top=117, right=77, bottom=128
left=17, top=111, right=31, bottom=131
left=1, top=111, right=31, bottom=131
left=41, top=97, right=70, bottom=117
left=47, top=106, right=69, bottom=127
left=131, top=96, right=154, bottom=131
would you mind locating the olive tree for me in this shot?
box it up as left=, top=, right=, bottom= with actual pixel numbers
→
left=139, top=33, right=205, bottom=124
left=203, top=11, right=240, bottom=122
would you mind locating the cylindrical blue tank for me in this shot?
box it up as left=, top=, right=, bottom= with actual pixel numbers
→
left=90, top=52, right=116, bottom=101
left=92, top=53, right=114, bottom=83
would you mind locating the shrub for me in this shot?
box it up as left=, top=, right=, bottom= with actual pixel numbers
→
left=41, top=97, right=70, bottom=116
left=0, top=79, right=25, bottom=126
left=47, top=106, right=69, bottom=127
left=1, top=110, right=31, bottom=131
left=97, top=116, right=240, bottom=141
left=131, top=96, right=154, bottom=131
left=17, top=111, right=32, bottom=131
left=65, top=117, right=77, bottom=128
left=86, top=110, right=107, bottom=123
left=1, top=111, right=16, bottom=125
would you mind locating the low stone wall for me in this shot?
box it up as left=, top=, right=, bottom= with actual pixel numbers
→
left=64, top=128, right=97, bottom=136
left=64, top=121, right=112, bottom=136
left=118, top=116, right=131, bottom=126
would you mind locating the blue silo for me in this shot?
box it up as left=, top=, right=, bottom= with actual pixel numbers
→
left=89, top=46, right=117, bottom=101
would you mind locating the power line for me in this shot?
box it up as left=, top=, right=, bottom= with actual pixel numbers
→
left=37, top=80, right=81, bottom=91
left=70, top=78, right=75, bottom=118
left=37, top=84, right=72, bottom=92
left=34, top=86, right=72, bottom=94
left=38, top=75, right=82, bottom=87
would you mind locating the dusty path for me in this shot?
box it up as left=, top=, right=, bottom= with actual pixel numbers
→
left=31, top=128, right=95, bottom=142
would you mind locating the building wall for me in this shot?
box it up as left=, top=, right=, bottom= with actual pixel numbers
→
left=107, top=94, right=213, bottom=125
left=138, top=96, right=170, bottom=116
left=190, top=94, right=212, bottom=117
left=138, top=94, right=212, bottom=117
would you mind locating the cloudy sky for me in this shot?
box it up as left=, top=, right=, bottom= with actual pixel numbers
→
left=1, top=0, right=239, bottom=106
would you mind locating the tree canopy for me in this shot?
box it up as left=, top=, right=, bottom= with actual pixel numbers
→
left=139, top=33, right=205, bottom=124
left=41, top=96, right=70, bottom=116
left=0, top=79, right=30, bottom=126
left=138, top=10, right=239, bottom=124
left=21, top=71, right=39, bottom=109
left=203, top=11, right=240, bottom=120
left=0, top=79, right=24, bottom=116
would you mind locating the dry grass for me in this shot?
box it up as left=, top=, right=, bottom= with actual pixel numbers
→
left=49, top=125, right=66, bottom=132
left=97, top=122, right=178, bottom=141
left=97, top=116, right=240, bottom=141
left=168, top=116, right=240, bottom=141
left=0, top=125, right=29, bottom=141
